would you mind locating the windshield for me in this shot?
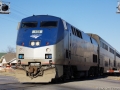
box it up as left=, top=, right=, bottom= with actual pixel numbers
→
left=21, top=22, right=37, bottom=28
left=40, top=21, right=58, bottom=27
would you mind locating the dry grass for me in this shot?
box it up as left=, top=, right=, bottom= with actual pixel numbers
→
left=0, top=68, right=15, bottom=76
left=107, top=76, right=120, bottom=80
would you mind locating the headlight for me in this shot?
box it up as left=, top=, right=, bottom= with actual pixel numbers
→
left=30, top=41, right=35, bottom=46
left=36, top=41, right=40, bottom=46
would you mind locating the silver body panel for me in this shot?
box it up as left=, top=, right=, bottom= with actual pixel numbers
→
left=87, top=34, right=120, bottom=73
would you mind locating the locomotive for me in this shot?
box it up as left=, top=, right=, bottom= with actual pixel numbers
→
left=14, top=15, right=120, bottom=83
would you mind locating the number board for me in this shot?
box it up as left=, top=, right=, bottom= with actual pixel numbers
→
left=32, top=30, right=43, bottom=34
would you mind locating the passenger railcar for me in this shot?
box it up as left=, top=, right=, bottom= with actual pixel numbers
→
left=15, top=15, right=99, bottom=83
left=87, top=34, right=120, bottom=74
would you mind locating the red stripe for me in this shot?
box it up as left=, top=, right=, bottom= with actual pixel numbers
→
left=109, top=70, right=114, bottom=72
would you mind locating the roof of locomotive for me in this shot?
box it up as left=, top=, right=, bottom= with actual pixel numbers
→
left=21, top=15, right=62, bottom=21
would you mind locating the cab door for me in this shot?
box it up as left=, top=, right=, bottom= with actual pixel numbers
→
left=63, top=20, right=71, bottom=64
left=68, top=25, right=71, bottom=63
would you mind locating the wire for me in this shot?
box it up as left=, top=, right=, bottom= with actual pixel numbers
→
left=9, top=12, right=22, bottom=21
left=10, top=10, right=26, bottom=19
left=0, top=15, right=18, bottom=23
left=11, top=8, right=29, bottom=16
left=11, top=3, right=34, bottom=15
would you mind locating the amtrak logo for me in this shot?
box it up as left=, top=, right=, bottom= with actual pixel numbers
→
left=30, top=34, right=41, bottom=39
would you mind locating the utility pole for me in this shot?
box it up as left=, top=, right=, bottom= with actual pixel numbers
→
left=0, top=0, right=10, bottom=14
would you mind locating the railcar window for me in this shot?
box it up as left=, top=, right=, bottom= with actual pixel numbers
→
left=76, top=29, right=79, bottom=37
left=40, top=21, right=57, bottom=27
left=102, top=42, right=104, bottom=48
left=78, top=31, right=82, bottom=38
left=76, top=29, right=82, bottom=38
left=100, top=41, right=102, bottom=47
left=92, top=38, right=98, bottom=46
left=116, top=52, right=120, bottom=58
left=79, top=31, right=82, bottom=38
left=74, top=28, right=76, bottom=35
left=109, top=48, right=114, bottom=54
left=71, top=26, right=75, bottom=35
left=73, top=28, right=76, bottom=35
left=82, top=33, right=91, bottom=43
left=90, top=37, right=92, bottom=43
left=105, top=44, right=108, bottom=51
left=71, top=26, right=74, bottom=34
left=21, top=22, right=37, bottom=28
left=76, top=29, right=79, bottom=36
left=101, top=42, right=108, bottom=51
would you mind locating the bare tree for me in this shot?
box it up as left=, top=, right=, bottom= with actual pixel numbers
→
left=6, top=46, right=15, bottom=53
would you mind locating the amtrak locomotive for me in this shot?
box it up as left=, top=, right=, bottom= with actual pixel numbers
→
left=15, top=15, right=120, bottom=83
